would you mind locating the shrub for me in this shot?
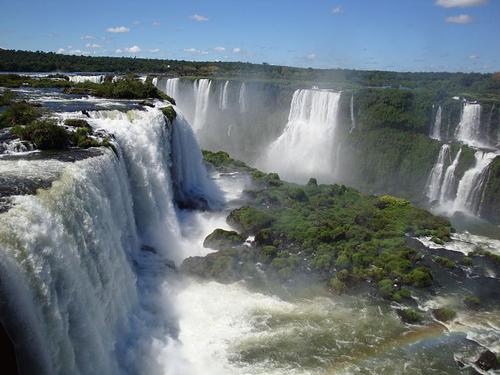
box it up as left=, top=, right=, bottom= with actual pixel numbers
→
left=405, top=267, right=432, bottom=288
left=329, top=277, right=347, bottom=294
left=398, top=308, right=422, bottom=324
left=433, top=256, right=455, bottom=269
left=0, top=89, right=14, bottom=106
left=12, top=120, right=69, bottom=150
left=0, top=102, right=40, bottom=128
left=463, top=295, right=480, bottom=309
left=227, top=206, right=275, bottom=233
left=203, top=229, right=244, bottom=250
left=432, top=307, right=457, bottom=322
left=64, top=118, right=91, bottom=130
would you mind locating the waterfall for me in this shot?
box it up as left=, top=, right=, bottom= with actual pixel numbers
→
left=193, top=79, right=212, bottom=131
left=439, top=148, right=462, bottom=204
left=261, top=89, right=341, bottom=182
left=0, top=152, right=139, bottom=375
left=430, top=105, right=442, bottom=140
left=238, top=82, right=247, bottom=113
left=155, top=78, right=180, bottom=101
left=68, top=75, right=105, bottom=84
left=219, top=81, right=229, bottom=110
left=425, top=144, right=450, bottom=201
left=454, top=103, right=482, bottom=147
left=169, top=110, right=223, bottom=209
left=349, top=94, right=356, bottom=133
left=0, top=106, right=220, bottom=374
left=453, top=151, right=497, bottom=215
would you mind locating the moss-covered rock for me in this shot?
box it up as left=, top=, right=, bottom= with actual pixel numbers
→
left=203, top=229, right=245, bottom=250
left=397, top=308, right=422, bottom=324
left=64, top=118, right=92, bottom=130
left=432, top=307, right=457, bottom=322
left=12, top=120, right=69, bottom=150
left=161, top=106, right=176, bottom=123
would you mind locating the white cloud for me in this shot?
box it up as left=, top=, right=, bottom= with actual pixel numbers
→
left=80, top=35, right=95, bottom=40
left=436, top=0, right=487, bottom=8
left=183, top=47, right=208, bottom=55
left=213, top=46, right=225, bottom=52
left=125, top=45, right=141, bottom=53
left=445, top=14, right=473, bottom=23
left=189, top=14, right=208, bottom=22
left=115, top=49, right=123, bottom=53
left=233, top=47, right=241, bottom=53
left=469, top=54, right=479, bottom=59
left=106, top=26, right=130, bottom=33
left=133, top=20, right=141, bottom=25
left=56, top=48, right=66, bottom=54
left=152, top=21, right=161, bottom=27
left=85, top=43, right=101, bottom=49
left=332, top=6, right=343, bottom=14
left=307, top=53, right=317, bottom=60
left=149, top=48, right=160, bottom=53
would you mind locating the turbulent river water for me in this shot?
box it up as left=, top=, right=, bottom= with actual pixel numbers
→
left=0, top=86, right=499, bottom=375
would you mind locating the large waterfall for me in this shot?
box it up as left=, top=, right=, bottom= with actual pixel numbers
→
left=425, top=144, right=450, bottom=201
left=260, top=89, right=341, bottom=182
left=430, top=105, right=442, bottom=140
left=193, top=79, right=212, bottom=132
left=455, top=103, right=482, bottom=147
left=438, top=148, right=462, bottom=205
left=68, top=75, right=105, bottom=84
left=0, top=106, right=219, bottom=374
left=219, top=81, right=229, bottom=110
left=453, top=151, right=496, bottom=215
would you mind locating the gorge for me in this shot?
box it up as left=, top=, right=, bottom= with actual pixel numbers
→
left=0, top=69, right=499, bottom=375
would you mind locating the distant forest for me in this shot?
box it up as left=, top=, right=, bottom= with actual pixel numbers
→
left=1, top=49, right=499, bottom=97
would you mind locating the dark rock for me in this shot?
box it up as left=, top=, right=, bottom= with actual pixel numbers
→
left=141, top=245, right=157, bottom=254
left=475, top=350, right=499, bottom=371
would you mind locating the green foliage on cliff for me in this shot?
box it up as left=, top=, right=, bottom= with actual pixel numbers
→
left=160, top=106, right=176, bottom=123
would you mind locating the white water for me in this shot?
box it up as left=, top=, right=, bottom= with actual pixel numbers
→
left=219, top=81, right=229, bottom=110
left=349, top=94, right=356, bottom=133
left=439, top=148, right=462, bottom=204
left=261, top=89, right=341, bottom=182
left=166, top=78, right=180, bottom=101
left=238, top=82, right=247, bottom=113
left=430, top=105, right=442, bottom=140
left=0, top=104, right=223, bottom=374
left=453, top=151, right=497, bottom=215
left=193, top=79, right=212, bottom=131
left=455, top=103, right=483, bottom=148
left=68, top=75, right=105, bottom=84
left=426, top=144, right=450, bottom=201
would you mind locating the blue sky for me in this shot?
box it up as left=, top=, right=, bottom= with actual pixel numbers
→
left=1, top=0, right=499, bottom=72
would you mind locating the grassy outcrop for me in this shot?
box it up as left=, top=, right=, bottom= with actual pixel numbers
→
left=183, top=152, right=455, bottom=298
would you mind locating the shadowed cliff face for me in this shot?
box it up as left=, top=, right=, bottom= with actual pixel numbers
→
left=0, top=322, right=18, bottom=375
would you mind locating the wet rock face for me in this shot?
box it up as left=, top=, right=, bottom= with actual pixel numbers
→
left=475, top=350, right=499, bottom=371
left=0, top=321, right=19, bottom=375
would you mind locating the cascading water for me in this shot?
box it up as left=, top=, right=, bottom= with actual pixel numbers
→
left=425, top=144, right=450, bottom=201
left=260, top=89, right=341, bottom=182
left=349, top=94, right=356, bottom=133
left=219, top=81, right=229, bottom=110
left=0, top=104, right=221, bottom=374
left=439, top=148, right=462, bottom=204
left=193, top=79, right=212, bottom=131
left=430, top=105, right=442, bottom=140
left=453, top=151, right=497, bottom=215
left=454, top=103, right=483, bottom=147
left=238, top=82, right=247, bottom=113
left=68, top=75, right=105, bottom=84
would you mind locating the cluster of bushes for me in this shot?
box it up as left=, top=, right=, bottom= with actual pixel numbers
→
left=0, top=89, right=14, bottom=106
left=0, top=73, right=72, bottom=89
left=63, top=76, right=172, bottom=101
left=0, top=101, right=42, bottom=128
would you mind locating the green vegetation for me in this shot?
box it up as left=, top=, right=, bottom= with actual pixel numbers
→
left=183, top=153, right=455, bottom=296
left=203, top=229, right=245, bottom=250
left=64, top=118, right=92, bottom=130
left=433, top=256, right=456, bottom=269
left=63, top=76, right=167, bottom=100
left=0, top=89, right=14, bottom=106
left=2, top=49, right=500, bottom=100
left=432, top=307, right=457, bottom=322
left=398, top=308, right=422, bottom=324
left=161, top=106, right=177, bottom=123
left=12, top=120, right=69, bottom=150
left=0, top=101, right=41, bottom=128
left=463, top=295, right=481, bottom=309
